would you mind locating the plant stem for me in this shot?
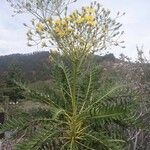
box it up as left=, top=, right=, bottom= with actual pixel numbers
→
left=72, top=61, right=78, bottom=116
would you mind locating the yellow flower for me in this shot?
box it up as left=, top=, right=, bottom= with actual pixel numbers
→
left=53, top=19, right=68, bottom=28
left=87, top=21, right=97, bottom=26
left=76, top=16, right=85, bottom=24
left=84, top=6, right=96, bottom=14
left=53, top=19, right=61, bottom=25
left=66, top=16, right=72, bottom=21
left=62, top=21, right=68, bottom=28
left=36, top=23, right=45, bottom=32
left=67, top=28, right=74, bottom=33
left=58, top=31, right=66, bottom=37
left=84, top=15, right=94, bottom=22
left=54, top=27, right=65, bottom=37
left=54, top=27, right=61, bottom=33
left=54, top=26, right=73, bottom=37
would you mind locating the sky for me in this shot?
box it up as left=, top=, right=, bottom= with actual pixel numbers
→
left=0, top=0, right=150, bottom=59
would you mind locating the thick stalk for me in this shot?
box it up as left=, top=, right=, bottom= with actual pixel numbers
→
left=72, top=61, right=78, bottom=116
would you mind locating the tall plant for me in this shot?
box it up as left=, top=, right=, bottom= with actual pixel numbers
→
left=1, top=0, right=143, bottom=149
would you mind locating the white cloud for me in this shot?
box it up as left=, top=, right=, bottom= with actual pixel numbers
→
left=0, top=0, right=150, bottom=59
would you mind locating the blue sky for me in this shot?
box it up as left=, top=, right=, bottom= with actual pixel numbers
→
left=0, top=0, right=150, bottom=59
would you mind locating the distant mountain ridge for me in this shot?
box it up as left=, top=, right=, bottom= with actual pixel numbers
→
left=0, top=51, right=117, bottom=82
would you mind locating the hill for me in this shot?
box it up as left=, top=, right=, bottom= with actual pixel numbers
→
left=0, top=51, right=51, bottom=82
left=0, top=51, right=117, bottom=82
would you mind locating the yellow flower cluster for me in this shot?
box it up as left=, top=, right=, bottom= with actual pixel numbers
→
left=69, top=7, right=96, bottom=25
left=77, top=6, right=96, bottom=25
left=36, top=22, right=45, bottom=33
left=53, top=19, right=73, bottom=37
left=84, top=6, right=96, bottom=14
left=35, top=6, right=97, bottom=38
left=84, top=15, right=96, bottom=26
left=52, top=6, right=97, bottom=37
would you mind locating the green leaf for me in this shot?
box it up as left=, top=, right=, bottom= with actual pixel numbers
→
left=16, top=129, right=59, bottom=150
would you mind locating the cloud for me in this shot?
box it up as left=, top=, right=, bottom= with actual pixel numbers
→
left=0, top=0, right=150, bottom=59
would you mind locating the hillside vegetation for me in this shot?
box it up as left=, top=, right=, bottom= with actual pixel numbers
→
left=0, top=52, right=116, bottom=82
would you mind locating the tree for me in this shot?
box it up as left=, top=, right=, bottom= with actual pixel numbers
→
left=3, top=63, right=24, bottom=103
left=1, top=0, right=146, bottom=149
